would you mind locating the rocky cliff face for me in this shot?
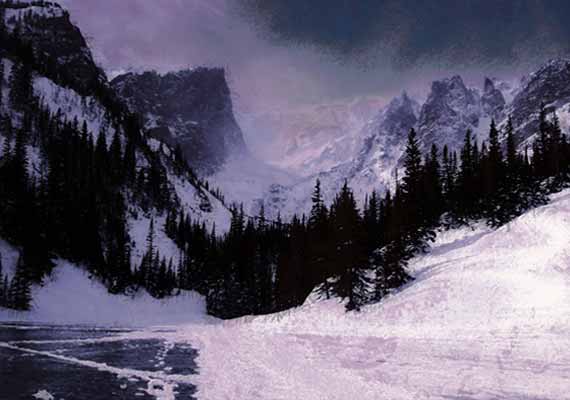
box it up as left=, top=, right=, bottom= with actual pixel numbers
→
left=481, top=78, right=506, bottom=121
left=0, top=0, right=232, bottom=234
left=416, top=75, right=483, bottom=154
left=351, top=92, right=419, bottom=184
left=111, top=68, right=247, bottom=174
left=508, top=59, right=570, bottom=144
left=1, top=1, right=107, bottom=96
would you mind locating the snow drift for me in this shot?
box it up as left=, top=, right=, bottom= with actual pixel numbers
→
left=0, top=260, right=213, bottom=327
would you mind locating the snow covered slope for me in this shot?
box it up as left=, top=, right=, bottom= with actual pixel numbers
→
left=166, top=189, right=570, bottom=399
left=0, top=1, right=232, bottom=268
left=250, top=190, right=570, bottom=336
left=0, top=259, right=213, bottom=326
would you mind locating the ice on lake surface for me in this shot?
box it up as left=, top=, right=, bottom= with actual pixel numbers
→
left=0, top=323, right=198, bottom=400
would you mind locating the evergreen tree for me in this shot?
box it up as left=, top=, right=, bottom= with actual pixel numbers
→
left=329, top=182, right=369, bottom=311
left=9, top=255, right=31, bottom=311
left=139, top=217, right=156, bottom=287
left=402, top=128, right=423, bottom=199
left=363, top=190, right=381, bottom=251
left=505, top=116, right=517, bottom=171
left=457, top=130, right=476, bottom=218
left=0, top=56, right=4, bottom=110
left=308, top=179, right=331, bottom=295
left=109, top=130, right=123, bottom=186
left=9, top=60, right=33, bottom=113
left=488, top=119, right=503, bottom=184
left=535, top=103, right=550, bottom=177
left=441, top=145, right=455, bottom=207
left=0, top=252, right=4, bottom=307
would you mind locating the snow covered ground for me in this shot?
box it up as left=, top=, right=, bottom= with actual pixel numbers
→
left=0, top=260, right=214, bottom=327
left=4, top=190, right=570, bottom=399
left=169, top=188, right=570, bottom=399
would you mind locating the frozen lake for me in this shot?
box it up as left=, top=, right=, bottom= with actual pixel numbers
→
left=0, top=323, right=199, bottom=400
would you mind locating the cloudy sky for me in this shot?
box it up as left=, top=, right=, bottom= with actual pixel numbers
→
left=61, top=0, right=570, bottom=157
left=61, top=0, right=570, bottom=107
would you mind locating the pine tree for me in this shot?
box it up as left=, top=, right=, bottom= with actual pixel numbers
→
left=308, top=179, right=332, bottom=292
left=0, top=56, right=4, bottom=110
left=535, top=104, right=550, bottom=177
left=1, top=275, right=8, bottom=308
left=1, top=117, right=12, bottom=163
left=0, top=252, right=4, bottom=307
left=329, top=182, right=369, bottom=311
left=123, top=135, right=137, bottom=184
left=309, top=179, right=325, bottom=223
left=139, top=217, right=156, bottom=287
left=505, top=116, right=517, bottom=171
left=363, top=190, right=381, bottom=251
left=457, top=130, right=475, bottom=218
left=109, top=130, right=123, bottom=185
left=9, top=60, right=33, bottom=113
left=549, top=112, right=563, bottom=178
left=442, top=145, right=455, bottom=207
left=9, top=255, right=31, bottom=311
left=402, top=128, right=423, bottom=199
left=488, top=119, right=503, bottom=178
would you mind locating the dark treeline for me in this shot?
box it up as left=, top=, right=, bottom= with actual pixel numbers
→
left=0, top=9, right=204, bottom=310
left=0, top=7, right=233, bottom=311
left=170, top=108, right=570, bottom=318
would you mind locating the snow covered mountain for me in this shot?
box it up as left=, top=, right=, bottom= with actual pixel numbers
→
left=207, top=96, right=386, bottom=218
left=238, top=60, right=570, bottom=219
left=0, top=0, right=232, bottom=275
left=415, top=74, right=507, bottom=156
left=508, top=59, right=570, bottom=147
left=112, top=69, right=247, bottom=174
left=243, top=96, right=386, bottom=178
left=270, top=92, right=418, bottom=218
left=1, top=0, right=106, bottom=97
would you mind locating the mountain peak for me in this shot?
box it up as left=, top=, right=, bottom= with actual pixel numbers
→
left=1, top=0, right=106, bottom=96
left=416, top=74, right=481, bottom=153
left=385, top=91, right=415, bottom=114
left=509, top=58, right=570, bottom=141
left=112, top=67, right=247, bottom=174
left=483, top=77, right=495, bottom=94
left=534, top=58, right=570, bottom=75
left=481, top=77, right=506, bottom=120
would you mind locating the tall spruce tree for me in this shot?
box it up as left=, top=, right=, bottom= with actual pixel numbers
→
left=308, top=179, right=332, bottom=296
left=505, top=116, right=517, bottom=171
left=0, top=252, right=4, bottom=307
left=488, top=119, right=503, bottom=181
left=329, top=182, right=369, bottom=311
left=0, top=56, right=4, bottom=110
left=9, top=255, right=31, bottom=311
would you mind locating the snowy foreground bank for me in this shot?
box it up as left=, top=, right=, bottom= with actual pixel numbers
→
left=0, top=259, right=214, bottom=326
left=4, top=190, right=570, bottom=399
